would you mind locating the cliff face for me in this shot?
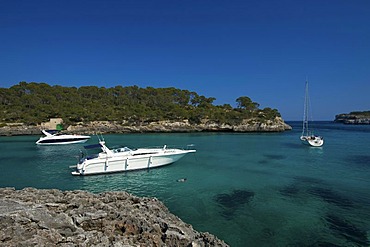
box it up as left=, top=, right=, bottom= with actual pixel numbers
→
left=0, top=187, right=228, bottom=247
left=335, top=114, right=370, bottom=124
left=67, top=117, right=291, bottom=134
left=0, top=118, right=292, bottom=136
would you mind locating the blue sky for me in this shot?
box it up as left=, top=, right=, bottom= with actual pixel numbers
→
left=1, top=0, right=369, bottom=120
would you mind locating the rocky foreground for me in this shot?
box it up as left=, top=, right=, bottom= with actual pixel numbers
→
left=0, top=187, right=228, bottom=247
left=0, top=118, right=292, bottom=136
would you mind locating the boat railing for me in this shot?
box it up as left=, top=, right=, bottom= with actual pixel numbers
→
left=132, top=144, right=196, bottom=150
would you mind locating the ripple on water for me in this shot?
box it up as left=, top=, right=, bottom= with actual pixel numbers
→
left=308, top=187, right=354, bottom=209
left=324, top=214, right=370, bottom=246
left=278, top=176, right=325, bottom=198
left=345, top=155, right=370, bottom=169
left=263, top=154, right=287, bottom=160
left=293, top=176, right=325, bottom=185
left=259, top=154, right=287, bottom=164
left=280, top=176, right=355, bottom=210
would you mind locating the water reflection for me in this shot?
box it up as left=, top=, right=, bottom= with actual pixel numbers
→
left=76, top=165, right=174, bottom=197
left=35, top=145, right=82, bottom=170
left=307, top=146, right=324, bottom=155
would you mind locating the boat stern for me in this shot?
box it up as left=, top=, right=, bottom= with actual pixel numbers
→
left=308, top=137, right=324, bottom=147
left=71, top=156, right=89, bottom=176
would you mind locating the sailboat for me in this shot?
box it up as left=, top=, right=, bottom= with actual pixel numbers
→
left=300, top=80, right=324, bottom=147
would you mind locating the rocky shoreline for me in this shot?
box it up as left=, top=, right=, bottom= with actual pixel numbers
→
left=334, top=114, right=370, bottom=124
left=0, top=118, right=292, bottom=136
left=0, top=187, right=228, bottom=246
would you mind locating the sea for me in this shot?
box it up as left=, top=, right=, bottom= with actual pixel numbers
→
left=1, top=121, right=370, bottom=247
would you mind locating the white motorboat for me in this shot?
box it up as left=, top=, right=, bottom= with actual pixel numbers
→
left=71, top=139, right=196, bottom=176
left=300, top=80, right=324, bottom=147
left=36, top=130, right=91, bottom=145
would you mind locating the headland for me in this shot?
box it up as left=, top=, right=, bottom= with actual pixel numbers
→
left=334, top=111, right=370, bottom=124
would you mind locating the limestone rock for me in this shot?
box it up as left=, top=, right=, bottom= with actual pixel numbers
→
left=335, top=113, right=370, bottom=124
left=0, top=187, right=228, bottom=247
left=0, top=118, right=292, bottom=136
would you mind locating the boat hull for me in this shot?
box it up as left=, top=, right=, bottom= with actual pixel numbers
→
left=36, top=138, right=90, bottom=145
left=36, top=130, right=91, bottom=145
left=300, top=136, right=324, bottom=147
left=72, top=150, right=195, bottom=176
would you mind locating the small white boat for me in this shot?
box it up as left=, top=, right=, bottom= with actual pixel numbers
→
left=36, top=130, right=91, bottom=145
left=71, top=138, right=196, bottom=175
left=300, top=80, right=324, bottom=147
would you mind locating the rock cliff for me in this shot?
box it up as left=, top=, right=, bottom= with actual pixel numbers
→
left=0, top=118, right=292, bottom=136
left=0, top=187, right=228, bottom=246
left=334, top=113, right=370, bottom=124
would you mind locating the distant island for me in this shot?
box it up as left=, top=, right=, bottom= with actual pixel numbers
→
left=0, top=82, right=291, bottom=135
left=334, top=111, right=370, bottom=124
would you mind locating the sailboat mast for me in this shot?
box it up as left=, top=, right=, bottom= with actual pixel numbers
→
left=302, top=81, right=309, bottom=136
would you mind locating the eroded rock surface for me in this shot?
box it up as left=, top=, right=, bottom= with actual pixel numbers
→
left=0, top=117, right=291, bottom=136
left=0, top=187, right=228, bottom=246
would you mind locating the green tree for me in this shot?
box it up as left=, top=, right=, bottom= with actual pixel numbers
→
left=236, top=96, right=260, bottom=111
left=0, top=82, right=283, bottom=125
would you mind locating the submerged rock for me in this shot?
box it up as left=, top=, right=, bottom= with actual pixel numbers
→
left=214, top=189, right=255, bottom=220
left=0, top=187, right=228, bottom=246
left=325, top=214, right=370, bottom=246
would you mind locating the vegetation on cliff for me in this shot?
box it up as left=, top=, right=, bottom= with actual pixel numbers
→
left=347, top=111, right=370, bottom=116
left=0, top=82, right=281, bottom=126
left=335, top=111, right=370, bottom=124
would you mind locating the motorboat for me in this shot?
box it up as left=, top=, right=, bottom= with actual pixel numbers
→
left=300, top=80, right=324, bottom=147
left=71, top=139, right=196, bottom=175
left=36, top=130, right=91, bottom=145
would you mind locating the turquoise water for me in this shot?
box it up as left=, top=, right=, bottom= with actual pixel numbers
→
left=1, top=122, right=370, bottom=246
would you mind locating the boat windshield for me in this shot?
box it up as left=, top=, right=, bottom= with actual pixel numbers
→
left=79, top=144, right=102, bottom=163
left=79, top=152, right=99, bottom=164
left=112, top=147, right=132, bottom=153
